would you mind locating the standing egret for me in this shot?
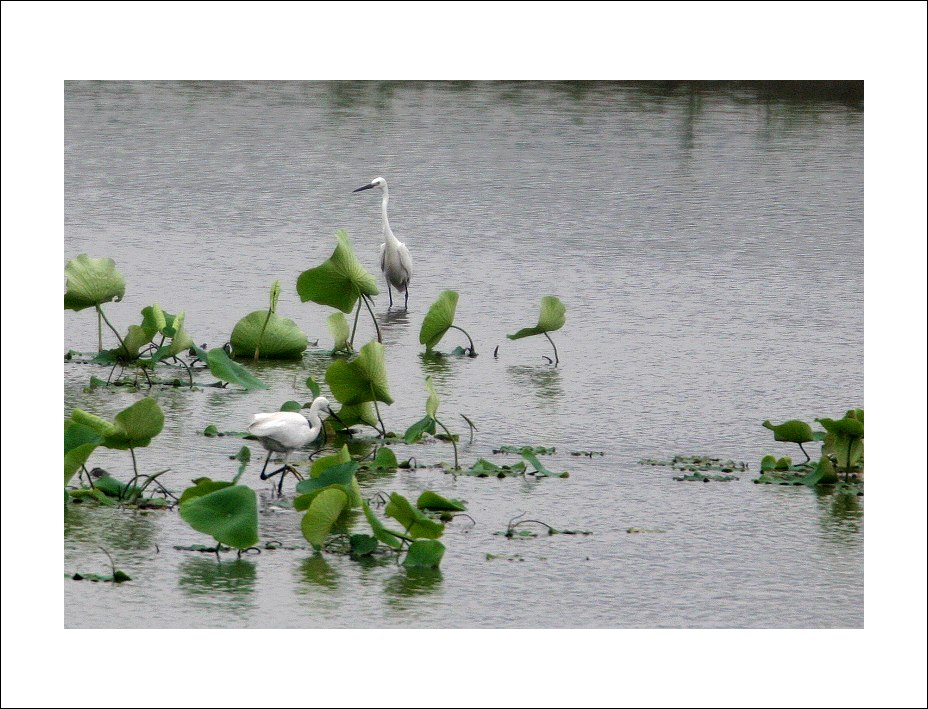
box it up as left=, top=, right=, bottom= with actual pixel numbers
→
left=248, top=396, right=342, bottom=495
left=352, top=177, right=413, bottom=309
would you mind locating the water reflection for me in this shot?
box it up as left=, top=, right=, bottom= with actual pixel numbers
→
left=378, top=308, right=412, bottom=347
left=178, top=557, right=257, bottom=610
left=506, top=365, right=564, bottom=407
left=384, top=568, right=443, bottom=608
left=64, top=506, right=158, bottom=552
left=298, top=554, right=339, bottom=590
left=815, top=488, right=864, bottom=536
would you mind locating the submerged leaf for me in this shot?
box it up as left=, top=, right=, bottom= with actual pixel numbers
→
left=64, top=254, right=126, bottom=311
left=296, top=230, right=379, bottom=313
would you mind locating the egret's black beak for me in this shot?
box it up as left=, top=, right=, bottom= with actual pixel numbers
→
left=352, top=183, right=375, bottom=193
left=326, top=408, right=346, bottom=429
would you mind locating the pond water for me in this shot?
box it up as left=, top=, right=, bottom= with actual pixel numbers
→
left=64, top=81, right=863, bottom=628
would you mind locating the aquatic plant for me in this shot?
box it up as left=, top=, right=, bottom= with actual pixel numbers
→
left=403, top=376, right=459, bottom=468
left=325, top=341, right=393, bottom=435
left=64, top=254, right=126, bottom=352
left=297, top=230, right=381, bottom=347
left=230, top=280, right=308, bottom=361
left=762, top=419, right=815, bottom=461
left=506, top=295, right=566, bottom=365
left=419, top=290, right=477, bottom=356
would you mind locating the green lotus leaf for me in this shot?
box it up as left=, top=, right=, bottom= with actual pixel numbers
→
left=332, top=401, right=380, bottom=430
left=370, top=446, right=398, bottom=469
left=64, top=254, right=126, bottom=311
left=178, top=478, right=234, bottom=506
left=425, top=375, right=440, bottom=419
left=180, top=484, right=259, bottom=549
left=325, top=341, right=393, bottom=405
left=192, top=345, right=268, bottom=390
left=296, top=230, right=379, bottom=313
left=403, top=415, right=436, bottom=443
left=385, top=492, right=444, bottom=539
left=762, top=419, right=814, bottom=443
left=760, top=454, right=777, bottom=471
left=295, top=461, right=359, bottom=498
left=349, top=534, right=379, bottom=558
left=306, top=377, right=321, bottom=398
left=521, top=451, right=569, bottom=478
left=64, top=420, right=102, bottom=484
left=301, top=487, right=349, bottom=550
left=507, top=295, right=566, bottom=340
left=403, top=539, right=445, bottom=569
left=327, top=312, right=351, bottom=352
left=230, top=311, right=308, bottom=360
left=419, top=290, right=458, bottom=353
left=102, top=397, right=165, bottom=450
left=362, top=500, right=404, bottom=550
left=416, top=491, right=466, bottom=512
left=817, top=416, right=864, bottom=439
left=70, top=409, right=117, bottom=438
left=309, top=444, right=352, bottom=478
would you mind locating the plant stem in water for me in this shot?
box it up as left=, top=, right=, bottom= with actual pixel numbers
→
left=448, top=325, right=477, bottom=356
left=543, top=332, right=559, bottom=366
left=95, top=305, right=129, bottom=356
left=362, top=294, right=382, bottom=344
left=435, top=417, right=459, bottom=469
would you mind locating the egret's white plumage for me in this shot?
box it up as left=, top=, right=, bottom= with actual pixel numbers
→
left=353, top=177, right=412, bottom=309
left=248, top=396, right=336, bottom=493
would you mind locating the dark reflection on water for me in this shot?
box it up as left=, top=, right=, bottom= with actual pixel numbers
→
left=815, top=488, right=864, bottom=536
left=178, top=557, right=257, bottom=605
left=384, top=568, right=443, bottom=606
left=298, top=554, right=339, bottom=590
left=506, top=365, right=564, bottom=407
left=64, top=506, right=158, bottom=552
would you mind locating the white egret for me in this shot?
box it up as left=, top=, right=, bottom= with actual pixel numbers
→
left=352, top=177, right=413, bottom=309
left=248, top=396, right=342, bottom=494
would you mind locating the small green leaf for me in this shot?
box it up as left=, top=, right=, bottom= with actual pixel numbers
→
left=385, top=493, right=444, bottom=539
left=403, top=415, right=436, bottom=443
left=521, top=451, right=569, bottom=478
left=180, top=484, right=259, bottom=549
left=64, top=254, right=126, bottom=311
left=326, top=341, right=393, bottom=405
left=280, top=400, right=303, bottom=412
left=296, top=230, right=379, bottom=313
left=424, top=375, right=439, bottom=419
left=370, top=446, right=398, bottom=469
left=103, top=397, right=165, bottom=450
left=301, top=487, right=349, bottom=550
left=349, top=534, right=379, bottom=558
left=64, top=420, right=102, bottom=484
left=203, top=424, right=220, bottom=437
left=419, top=290, right=459, bottom=353
left=306, top=377, right=321, bottom=398
left=193, top=345, right=268, bottom=390
left=403, top=539, right=445, bottom=569
left=362, top=501, right=405, bottom=550
left=327, top=311, right=351, bottom=352
left=308, top=444, right=353, bottom=478
left=507, top=295, right=566, bottom=340
left=760, top=454, right=777, bottom=471
left=416, top=491, right=466, bottom=511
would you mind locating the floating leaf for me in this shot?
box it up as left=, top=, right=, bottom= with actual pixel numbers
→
left=521, top=451, right=569, bottom=478
left=349, top=534, right=379, bottom=558
left=180, top=484, right=259, bottom=549
left=327, top=312, right=351, bottom=352
left=495, top=444, right=556, bottom=455
left=308, top=445, right=352, bottom=478
left=295, top=461, right=359, bottom=498
left=296, top=230, right=379, bottom=313
left=419, top=290, right=459, bottom=353
left=760, top=454, right=777, bottom=471
left=673, top=473, right=740, bottom=482
left=464, top=458, right=527, bottom=477
left=385, top=493, right=444, bottom=539
left=638, top=456, right=748, bottom=473
left=192, top=345, right=268, bottom=390
left=403, top=539, right=445, bottom=569
left=507, top=295, right=566, bottom=340
left=64, top=254, right=126, bottom=311
left=301, top=487, right=349, bottom=550
left=325, top=341, right=393, bottom=405
left=230, top=311, right=308, bottom=360
left=416, top=491, right=466, bottom=512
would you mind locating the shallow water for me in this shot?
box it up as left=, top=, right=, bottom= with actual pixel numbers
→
left=64, top=81, right=863, bottom=628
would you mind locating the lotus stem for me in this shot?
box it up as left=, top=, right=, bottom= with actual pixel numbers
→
left=349, top=298, right=362, bottom=349
left=371, top=389, right=387, bottom=437
left=95, top=305, right=129, bottom=357
left=798, top=442, right=810, bottom=462
left=97, top=309, right=103, bottom=352
left=448, top=325, right=477, bottom=356
left=362, top=294, right=382, bottom=344
left=254, top=308, right=274, bottom=362
left=543, top=332, right=559, bottom=366
left=435, top=417, right=459, bottom=469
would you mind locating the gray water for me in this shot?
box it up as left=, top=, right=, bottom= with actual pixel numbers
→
left=64, top=81, right=863, bottom=628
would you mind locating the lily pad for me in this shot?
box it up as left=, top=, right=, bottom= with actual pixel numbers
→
left=296, top=230, right=379, bottom=313
left=495, top=445, right=556, bottom=455
left=326, top=341, right=393, bottom=406
left=419, top=290, right=459, bottom=353
left=64, top=254, right=126, bottom=311
left=463, top=458, right=527, bottom=477
left=179, top=484, right=259, bottom=549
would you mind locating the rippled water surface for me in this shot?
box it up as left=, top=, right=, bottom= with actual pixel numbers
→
left=64, top=81, right=863, bottom=628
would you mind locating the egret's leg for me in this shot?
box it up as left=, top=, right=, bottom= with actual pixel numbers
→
left=404, top=284, right=409, bottom=310
left=258, top=450, right=274, bottom=479
left=387, top=284, right=394, bottom=309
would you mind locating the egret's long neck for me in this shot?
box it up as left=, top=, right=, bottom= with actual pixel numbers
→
left=381, top=187, right=398, bottom=245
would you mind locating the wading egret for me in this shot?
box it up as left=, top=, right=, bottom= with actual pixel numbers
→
left=352, top=177, right=413, bottom=309
left=248, top=396, right=342, bottom=494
